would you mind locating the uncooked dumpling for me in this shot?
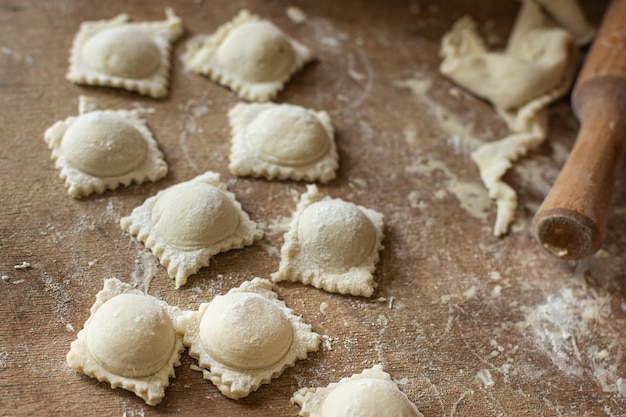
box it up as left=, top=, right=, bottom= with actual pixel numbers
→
left=66, top=278, right=184, bottom=406
left=44, top=96, right=167, bottom=198
left=229, top=102, right=338, bottom=182
left=176, top=278, right=320, bottom=399
left=293, top=365, right=424, bottom=417
left=120, top=171, right=263, bottom=288
left=181, top=9, right=315, bottom=101
left=67, top=9, right=183, bottom=98
left=271, top=185, right=385, bottom=297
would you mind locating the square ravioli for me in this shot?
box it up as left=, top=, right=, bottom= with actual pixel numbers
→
left=176, top=278, right=320, bottom=399
left=120, top=172, right=263, bottom=288
left=292, top=365, right=424, bottom=417
left=44, top=96, right=167, bottom=198
left=66, top=278, right=185, bottom=406
left=271, top=185, right=384, bottom=297
left=228, top=102, right=338, bottom=183
left=67, top=8, right=183, bottom=98
left=181, top=9, right=315, bottom=101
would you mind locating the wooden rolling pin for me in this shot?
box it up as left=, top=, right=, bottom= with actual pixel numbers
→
left=532, top=0, right=626, bottom=260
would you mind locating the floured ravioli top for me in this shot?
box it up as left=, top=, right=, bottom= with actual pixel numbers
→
left=66, top=278, right=184, bottom=406
left=293, top=365, right=424, bottom=417
left=120, top=171, right=263, bottom=288
left=182, top=9, right=314, bottom=101
left=298, top=199, right=378, bottom=271
left=87, top=293, right=175, bottom=378
left=44, top=96, right=167, bottom=198
left=67, top=8, right=183, bottom=98
left=150, top=181, right=241, bottom=250
left=271, top=185, right=384, bottom=297
left=176, top=278, right=320, bottom=399
left=229, top=102, right=338, bottom=182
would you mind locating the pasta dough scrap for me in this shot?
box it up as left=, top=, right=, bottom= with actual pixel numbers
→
left=181, top=9, right=315, bottom=101
left=120, top=171, right=263, bottom=288
left=271, top=185, right=384, bottom=297
left=293, top=364, right=424, bottom=417
left=439, top=0, right=583, bottom=236
left=176, top=277, right=320, bottom=399
left=44, top=96, right=167, bottom=198
left=66, top=278, right=184, bottom=406
left=67, top=8, right=183, bottom=98
left=533, top=0, right=595, bottom=45
left=229, top=102, right=338, bottom=182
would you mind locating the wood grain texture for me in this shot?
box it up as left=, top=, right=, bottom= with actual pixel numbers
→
left=1, top=1, right=625, bottom=417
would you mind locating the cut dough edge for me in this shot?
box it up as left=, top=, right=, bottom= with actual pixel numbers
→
left=439, top=0, right=584, bottom=236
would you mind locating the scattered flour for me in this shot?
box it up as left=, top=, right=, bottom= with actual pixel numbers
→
left=1, top=46, right=34, bottom=65
left=394, top=77, right=486, bottom=154
left=286, top=6, right=307, bottom=23
left=395, top=76, right=499, bottom=222
left=517, top=250, right=626, bottom=396
left=475, top=368, right=495, bottom=388
left=177, top=99, right=212, bottom=173
left=319, top=301, right=329, bottom=315
left=131, top=251, right=159, bottom=293
left=321, top=335, right=337, bottom=351
left=406, top=157, right=492, bottom=221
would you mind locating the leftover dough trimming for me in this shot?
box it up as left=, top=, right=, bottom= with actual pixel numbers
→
left=229, top=102, right=339, bottom=183
left=66, top=278, right=185, bottom=406
left=176, top=277, right=320, bottom=399
left=182, top=9, right=315, bottom=101
left=272, top=185, right=385, bottom=297
left=44, top=96, right=168, bottom=198
left=120, top=171, right=263, bottom=288
left=439, top=0, right=586, bottom=235
left=67, top=8, right=183, bottom=98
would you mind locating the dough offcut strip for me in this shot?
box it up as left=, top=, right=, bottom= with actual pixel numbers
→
left=533, top=0, right=626, bottom=259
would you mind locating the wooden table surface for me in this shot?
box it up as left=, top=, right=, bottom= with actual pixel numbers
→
left=2, top=1, right=625, bottom=416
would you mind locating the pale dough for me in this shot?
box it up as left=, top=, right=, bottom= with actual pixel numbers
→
left=293, top=364, right=424, bottom=417
left=44, top=96, right=167, bottom=198
left=229, top=102, right=338, bottom=182
left=271, top=185, right=384, bottom=297
left=181, top=9, right=315, bottom=101
left=533, top=0, right=595, bottom=45
left=176, top=277, right=320, bottom=399
left=439, top=0, right=582, bottom=235
left=67, top=9, right=183, bottom=98
left=120, top=171, right=263, bottom=288
left=66, top=278, right=184, bottom=406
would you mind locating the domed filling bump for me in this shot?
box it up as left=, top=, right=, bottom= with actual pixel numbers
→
left=199, top=292, right=293, bottom=370
left=86, top=294, right=176, bottom=378
left=61, top=112, right=148, bottom=177
left=216, top=21, right=296, bottom=83
left=246, top=106, right=330, bottom=167
left=321, top=378, right=421, bottom=417
left=151, top=182, right=240, bottom=250
left=297, top=200, right=377, bottom=272
left=82, top=26, right=161, bottom=79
